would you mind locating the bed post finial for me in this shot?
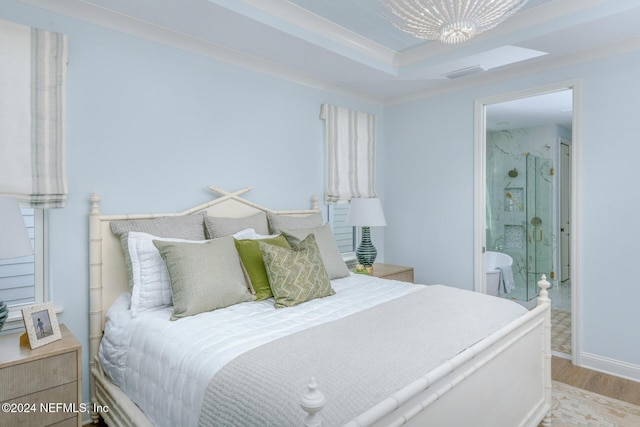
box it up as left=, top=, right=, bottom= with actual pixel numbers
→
left=300, top=377, right=325, bottom=427
left=90, top=191, right=101, bottom=215
left=537, top=274, right=550, bottom=304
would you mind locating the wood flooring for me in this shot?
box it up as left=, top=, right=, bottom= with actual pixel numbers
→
left=552, top=355, right=640, bottom=406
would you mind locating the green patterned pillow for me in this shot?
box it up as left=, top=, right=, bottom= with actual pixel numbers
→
left=234, top=235, right=291, bottom=301
left=259, top=234, right=334, bottom=308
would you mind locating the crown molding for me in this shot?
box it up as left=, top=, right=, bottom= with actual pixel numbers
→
left=18, top=0, right=640, bottom=107
left=19, top=0, right=385, bottom=105
left=218, top=0, right=399, bottom=68
left=385, top=35, right=640, bottom=106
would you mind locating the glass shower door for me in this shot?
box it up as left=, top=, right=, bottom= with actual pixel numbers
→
left=526, top=155, right=553, bottom=300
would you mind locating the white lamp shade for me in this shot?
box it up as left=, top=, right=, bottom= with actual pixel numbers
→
left=345, top=198, right=387, bottom=227
left=0, top=197, right=33, bottom=259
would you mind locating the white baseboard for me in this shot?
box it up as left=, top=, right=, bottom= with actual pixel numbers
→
left=580, top=352, right=640, bottom=383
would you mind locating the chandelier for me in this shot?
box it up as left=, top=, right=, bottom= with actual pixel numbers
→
left=383, top=0, right=530, bottom=45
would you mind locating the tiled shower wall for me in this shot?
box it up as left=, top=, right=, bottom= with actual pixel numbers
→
left=487, top=125, right=569, bottom=300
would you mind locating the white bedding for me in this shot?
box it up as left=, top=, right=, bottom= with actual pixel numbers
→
left=98, top=273, right=422, bottom=427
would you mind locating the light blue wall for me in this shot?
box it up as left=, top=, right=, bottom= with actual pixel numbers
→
left=0, top=1, right=383, bottom=405
left=4, top=0, right=639, bottom=406
left=384, top=50, right=640, bottom=369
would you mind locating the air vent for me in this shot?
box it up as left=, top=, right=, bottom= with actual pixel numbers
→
left=442, top=65, right=485, bottom=79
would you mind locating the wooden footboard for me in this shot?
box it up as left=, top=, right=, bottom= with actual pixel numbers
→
left=301, top=276, right=552, bottom=427
left=92, top=278, right=551, bottom=427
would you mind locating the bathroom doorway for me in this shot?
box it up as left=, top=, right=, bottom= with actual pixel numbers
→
left=474, top=81, right=581, bottom=362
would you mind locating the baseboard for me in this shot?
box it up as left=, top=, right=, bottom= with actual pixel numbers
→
left=580, top=352, right=640, bottom=383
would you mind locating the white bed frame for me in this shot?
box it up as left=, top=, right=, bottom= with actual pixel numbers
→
left=88, top=186, right=552, bottom=427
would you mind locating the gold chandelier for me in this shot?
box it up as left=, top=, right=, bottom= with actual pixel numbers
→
left=383, top=0, right=530, bottom=44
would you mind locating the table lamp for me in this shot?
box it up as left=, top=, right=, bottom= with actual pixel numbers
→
left=345, top=198, right=386, bottom=268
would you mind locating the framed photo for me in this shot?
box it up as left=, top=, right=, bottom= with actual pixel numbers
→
left=21, top=302, right=61, bottom=349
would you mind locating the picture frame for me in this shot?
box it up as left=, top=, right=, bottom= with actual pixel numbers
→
left=21, top=302, right=61, bottom=349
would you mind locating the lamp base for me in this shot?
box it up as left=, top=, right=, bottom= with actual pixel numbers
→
left=356, top=226, right=377, bottom=267
left=0, top=300, right=7, bottom=332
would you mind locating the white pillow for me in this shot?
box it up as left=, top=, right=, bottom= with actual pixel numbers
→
left=231, top=228, right=258, bottom=240
left=231, top=227, right=280, bottom=240
left=127, top=232, right=207, bottom=317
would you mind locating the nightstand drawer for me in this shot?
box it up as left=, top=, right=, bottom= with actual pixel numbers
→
left=0, top=352, right=77, bottom=401
left=2, top=382, right=78, bottom=427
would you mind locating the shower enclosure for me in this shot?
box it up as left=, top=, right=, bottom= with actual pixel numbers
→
left=487, top=147, right=554, bottom=302
left=524, top=155, right=553, bottom=298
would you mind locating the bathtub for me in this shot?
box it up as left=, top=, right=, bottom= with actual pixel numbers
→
left=486, top=251, right=514, bottom=297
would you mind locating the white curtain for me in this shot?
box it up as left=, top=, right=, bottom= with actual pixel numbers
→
left=0, top=19, right=68, bottom=208
left=320, top=104, right=377, bottom=203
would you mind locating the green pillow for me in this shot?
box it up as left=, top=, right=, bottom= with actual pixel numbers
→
left=234, top=235, right=291, bottom=301
left=153, top=237, right=254, bottom=320
left=259, top=234, right=334, bottom=309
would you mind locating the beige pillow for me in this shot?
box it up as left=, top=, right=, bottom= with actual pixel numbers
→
left=153, top=237, right=254, bottom=320
left=205, top=212, right=269, bottom=238
left=110, top=212, right=207, bottom=288
left=267, top=211, right=323, bottom=234
left=282, top=223, right=350, bottom=280
left=259, top=234, right=334, bottom=308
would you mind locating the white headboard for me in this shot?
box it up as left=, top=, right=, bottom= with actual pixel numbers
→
left=88, top=186, right=319, bottom=377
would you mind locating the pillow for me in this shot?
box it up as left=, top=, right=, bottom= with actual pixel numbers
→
left=259, top=234, right=334, bottom=308
left=281, top=223, right=350, bottom=280
left=205, top=212, right=269, bottom=239
left=153, top=237, right=255, bottom=320
left=234, top=235, right=291, bottom=301
left=231, top=228, right=258, bottom=240
left=111, top=212, right=207, bottom=288
left=127, top=232, right=208, bottom=316
left=267, top=211, right=323, bottom=234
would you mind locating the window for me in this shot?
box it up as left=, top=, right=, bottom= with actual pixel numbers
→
left=0, top=208, right=46, bottom=328
left=328, top=203, right=356, bottom=266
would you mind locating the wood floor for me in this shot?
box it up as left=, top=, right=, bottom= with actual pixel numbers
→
left=552, top=355, right=640, bottom=406
left=88, top=357, right=640, bottom=426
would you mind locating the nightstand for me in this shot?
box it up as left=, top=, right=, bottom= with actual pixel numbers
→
left=370, top=263, right=414, bottom=283
left=0, top=324, right=82, bottom=427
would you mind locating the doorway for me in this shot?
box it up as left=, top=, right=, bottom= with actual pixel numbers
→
left=474, top=80, right=581, bottom=363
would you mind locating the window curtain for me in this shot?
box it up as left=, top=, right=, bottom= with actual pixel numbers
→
left=0, top=19, right=68, bottom=208
left=320, top=104, right=377, bottom=204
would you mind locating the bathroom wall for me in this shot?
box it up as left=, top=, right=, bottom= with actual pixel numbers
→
left=486, top=124, right=569, bottom=300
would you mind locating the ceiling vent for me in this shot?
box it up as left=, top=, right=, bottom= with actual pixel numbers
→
left=442, top=65, right=485, bottom=79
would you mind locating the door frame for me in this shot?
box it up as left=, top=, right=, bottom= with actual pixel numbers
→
left=473, top=79, right=582, bottom=365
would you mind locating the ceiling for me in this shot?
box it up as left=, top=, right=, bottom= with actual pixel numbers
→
left=22, top=0, right=640, bottom=126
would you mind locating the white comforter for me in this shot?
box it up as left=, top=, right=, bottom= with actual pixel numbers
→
left=99, top=273, right=422, bottom=427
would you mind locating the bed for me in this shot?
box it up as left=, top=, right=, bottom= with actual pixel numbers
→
left=88, top=186, right=552, bottom=427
